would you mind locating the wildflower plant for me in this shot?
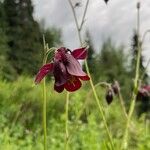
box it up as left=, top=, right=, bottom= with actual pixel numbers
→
left=35, top=47, right=90, bottom=93
left=33, top=0, right=150, bottom=150
left=35, top=35, right=90, bottom=149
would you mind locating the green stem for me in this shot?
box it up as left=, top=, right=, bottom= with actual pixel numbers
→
left=43, top=35, right=47, bottom=150
left=65, top=92, right=70, bottom=150
left=67, top=0, right=114, bottom=149
left=140, top=56, right=150, bottom=81
left=141, top=29, right=150, bottom=45
left=118, top=91, right=128, bottom=119
left=67, top=82, right=111, bottom=144
left=43, top=77, right=47, bottom=150
left=85, top=61, right=115, bottom=149
left=42, top=37, right=56, bottom=150
left=121, top=2, right=141, bottom=149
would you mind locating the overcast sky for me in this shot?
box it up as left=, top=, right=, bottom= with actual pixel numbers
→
left=32, top=0, right=150, bottom=68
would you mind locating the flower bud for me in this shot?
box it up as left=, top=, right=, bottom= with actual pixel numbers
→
left=105, top=88, right=114, bottom=105
left=104, top=0, right=109, bottom=4
left=111, top=81, right=120, bottom=95
left=137, top=2, right=140, bottom=9
left=74, top=2, right=81, bottom=8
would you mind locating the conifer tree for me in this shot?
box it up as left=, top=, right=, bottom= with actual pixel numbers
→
left=97, top=39, right=127, bottom=82
left=3, top=0, right=43, bottom=74
left=96, top=39, right=132, bottom=97
left=4, top=0, right=62, bottom=75
left=0, top=1, right=16, bottom=80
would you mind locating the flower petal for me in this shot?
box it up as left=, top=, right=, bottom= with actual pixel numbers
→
left=142, top=85, right=150, bottom=92
left=35, top=63, right=53, bottom=84
left=79, top=75, right=90, bottom=81
left=55, top=47, right=66, bottom=60
left=65, top=54, right=87, bottom=77
left=64, top=76, right=81, bottom=92
left=71, top=47, right=87, bottom=59
left=53, top=61, right=67, bottom=86
left=54, top=84, right=64, bottom=93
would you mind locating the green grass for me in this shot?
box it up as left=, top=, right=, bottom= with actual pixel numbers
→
left=0, top=76, right=149, bottom=150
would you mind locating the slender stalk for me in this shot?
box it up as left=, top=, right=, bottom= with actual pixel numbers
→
left=141, top=29, right=150, bottom=45
left=43, top=77, right=47, bottom=150
left=79, top=0, right=89, bottom=31
left=10, top=105, right=22, bottom=130
left=43, top=36, right=47, bottom=150
left=10, top=104, right=25, bottom=133
left=121, top=2, right=141, bottom=149
left=118, top=90, right=128, bottom=119
left=146, top=119, right=149, bottom=135
left=140, top=56, right=150, bottom=81
left=67, top=82, right=111, bottom=143
left=85, top=62, right=114, bottom=149
left=67, top=0, right=82, bottom=44
left=65, top=92, right=70, bottom=150
left=42, top=37, right=56, bottom=150
left=112, top=81, right=127, bottom=119
left=67, top=85, right=93, bottom=143
left=67, top=0, right=114, bottom=149
left=140, top=29, right=150, bottom=81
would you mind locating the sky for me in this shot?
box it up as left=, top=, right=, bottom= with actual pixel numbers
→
left=32, top=0, right=150, bottom=68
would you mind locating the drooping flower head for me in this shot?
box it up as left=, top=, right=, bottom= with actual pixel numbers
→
left=35, top=47, right=90, bottom=93
left=104, top=0, right=109, bottom=4
left=137, top=85, right=150, bottom=101
left=105, top=88, right=114, bottom=105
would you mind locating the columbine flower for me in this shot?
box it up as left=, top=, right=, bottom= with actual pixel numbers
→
left=35, top=47, right=90, bottom=93
left=137, top=85, right=150, bottom=101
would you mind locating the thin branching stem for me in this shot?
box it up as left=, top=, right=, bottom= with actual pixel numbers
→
left=65, top=92, right=70, bottom=150
left=79, top=0, right=89, bottom=31
left=140, top=29, right=150, bottom=81
left=141, top=29, right=150, bottom=45
left=67, top=82, right=110, bottom=143
left=121, top=2, right=141, bottom=149
left=140, top=57, right=150, bottom=81
left=68, top=0, right=82, bottom=44
left=118, top=90, right=128, bottom=119
left=67, top=0, right=114, bottom=149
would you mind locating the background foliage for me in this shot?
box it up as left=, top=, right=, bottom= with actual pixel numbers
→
left=0, top=0, right=150, bottom=149
left=0, top=0, right=61, bottom=80
left=0, top=77, right=150, bottom=150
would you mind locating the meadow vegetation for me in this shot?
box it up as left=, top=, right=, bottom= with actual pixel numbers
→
left=0, top=0, right=150, bottom=149
left=0, top=76, right=149, bottom=150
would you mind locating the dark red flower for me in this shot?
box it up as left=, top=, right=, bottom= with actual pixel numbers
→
left=137, top=85, right=150, bottom=101
left=35, top=47, right=90, bottom=93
